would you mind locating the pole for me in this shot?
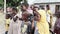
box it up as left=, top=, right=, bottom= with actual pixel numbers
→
left=4, top=0, right=6, bottom=13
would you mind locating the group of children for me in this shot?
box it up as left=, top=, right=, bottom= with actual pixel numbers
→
left=5, top=3, right=60, bottom=34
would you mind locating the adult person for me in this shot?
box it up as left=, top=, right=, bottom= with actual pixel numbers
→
left=36, top=7, right=50, bottom=34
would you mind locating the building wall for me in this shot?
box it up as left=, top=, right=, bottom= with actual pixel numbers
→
left=38, top=4, right=55, bottom=14
left=27, top=0, right=60, bottom=4
left=27, top=0, right=60, bottom=14
left=49, top=4, right=60, bottom=14
left=38, top=3, right=60, bottom=14
left=50, top=4, right=55, bottom=14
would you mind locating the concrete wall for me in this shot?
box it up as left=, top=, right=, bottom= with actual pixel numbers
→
left=27, top=0, right=60, bottom=3
left=50, top=4, right=55, bottom=14
left=49, top=4, right=60, bottom=14
left=38, top=4, right=55, bottom=14
left=39, top=3, right=60, bottom=14
left=27, top=0, right=60, bottom=14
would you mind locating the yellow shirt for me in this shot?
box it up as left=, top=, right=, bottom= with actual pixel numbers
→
left=47, top=10, right=52, bottom=25
left=37, top=10, right=50, bottom=34
left=47, top=10, right=52, bottom=15
left=5, top=19, right=10, bottom=31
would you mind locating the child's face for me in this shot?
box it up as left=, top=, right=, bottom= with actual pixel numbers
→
left=37, top=15, right=41, bottom=21
left=22, top=14, right=27, bottom=20
left=34, top=14, right=41, bottom=21
left=22, top=6, right=27, bottom=11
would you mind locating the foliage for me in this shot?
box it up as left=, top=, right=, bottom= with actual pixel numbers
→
left=0, top=0, right=4, bottom=7
left=6, top=0, right=22, bottom=7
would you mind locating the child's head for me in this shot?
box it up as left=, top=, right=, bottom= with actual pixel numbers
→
left=34, top=12, right=41, bottom=21
left=46, top=5, right=50, bottom=10
left=22, top=12, right=30, bottom=21
left=6, top=14, right=11, bottom=19
left=21, top=3, right=29, bottom=11
left=12, top=7, right=18, bottom=14
left=36, top=14, right=41, bottom=21
left=22, top=13, right=28, bottom=20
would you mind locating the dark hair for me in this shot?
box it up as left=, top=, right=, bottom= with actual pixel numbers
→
left=46, top=5, right=49, bottom=7
left=46, top=5, right=50, bottom=10
left=21, top=3, right=29, bottom=8
left=12, top=7, right=18, bottom=12
left=6, top=14, right=11, bottom=19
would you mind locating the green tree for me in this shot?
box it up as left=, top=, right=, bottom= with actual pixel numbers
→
left=0, top=0, right=4, bottom=7
left=6, top=0, right=22, bottom=7
left=24, top=0, right=28, bottom=4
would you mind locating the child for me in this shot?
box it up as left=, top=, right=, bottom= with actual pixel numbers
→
left=36, top=9, right=50, bottom=34
left=5, top=14, right=11, bottom=34
left=21, top=12, right=34, bottom=34
left=54, top=12, right=60, bottom=34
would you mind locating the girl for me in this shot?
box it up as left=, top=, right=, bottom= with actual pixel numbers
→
left=36, top=9, right=50, bottom=34
left=21, top=12, right=34, bottom=34
left=5, top=14, right=11, bottom=34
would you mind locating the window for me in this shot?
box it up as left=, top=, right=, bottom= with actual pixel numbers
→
left=39, top=5, right=45, bottom=9
left=55, top=5, right=60, bottom=13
